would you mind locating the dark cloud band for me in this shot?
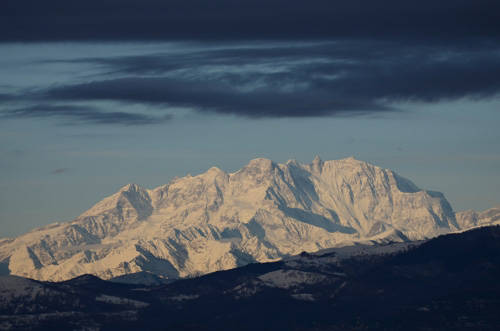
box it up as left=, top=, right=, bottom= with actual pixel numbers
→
left=37, top=42, right=500, bottom=118
left=2, top=41, right=500, bottom=124
left=1, top=0, right=500, bottom=42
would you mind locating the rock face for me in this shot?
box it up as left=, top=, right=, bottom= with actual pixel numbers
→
left=0, top=156, right=492, bottom=282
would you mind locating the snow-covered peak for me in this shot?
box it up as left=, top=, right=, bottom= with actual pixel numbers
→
left=79, top=183, right=152, bottom=220
left=311, top=155, right=324, bottom=173
left=244, top=157, right=275, bottom=170
left=328, top=156, right=363, bottom=165
left=119, top=183, right=142, bottom=193
left=230, top=157, right=277, bottom=185
left=206, top=166, right=225, bottom=174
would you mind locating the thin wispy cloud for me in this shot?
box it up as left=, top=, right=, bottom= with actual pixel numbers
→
left=51, top=168, right=69, bottom=175
left=2, top=104, right=172, bottom=125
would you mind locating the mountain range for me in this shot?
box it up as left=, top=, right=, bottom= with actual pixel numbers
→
left=2, top=225, right=500, bottom=330
left=0, top=156, right=498, bottom=282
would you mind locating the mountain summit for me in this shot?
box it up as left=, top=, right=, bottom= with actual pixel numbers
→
left=0, top=157, right=497, bottom=282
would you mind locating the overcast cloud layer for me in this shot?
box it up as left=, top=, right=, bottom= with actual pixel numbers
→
left=2, top=0, right=500, bottom=42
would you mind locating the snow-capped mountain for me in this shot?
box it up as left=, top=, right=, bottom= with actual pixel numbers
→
left=2, top=226, right=500, bottom=330
left=0, top=156, right=497, bottom=282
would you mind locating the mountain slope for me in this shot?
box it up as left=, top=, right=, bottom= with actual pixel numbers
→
left=455, top=205, right=500, bottom=229
left=1, top=226, right=500, bottom=330
left=0, top=156, right=486, bottom=282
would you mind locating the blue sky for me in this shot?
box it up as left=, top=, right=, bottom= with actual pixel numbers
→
left=1, top=42, right=499, bottom=237
left=1, top=1, right=500, bottom=237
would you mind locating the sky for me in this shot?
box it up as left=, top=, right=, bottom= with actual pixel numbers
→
left=1, top=1, right=500, bottom=237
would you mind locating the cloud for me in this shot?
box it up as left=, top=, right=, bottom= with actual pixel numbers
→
left=51, top=168, right=69, bottom=175
left=2, top=2, right=499, bottom=123
left=0, top=93, right=16, bottom=102
left=35, top=42, right=500, bottom=118
left=2, top=104, right=172, bottom=125
left=2, top=41, right=500, bottom=123
left=42, top=77, right=391, bottom=118
left=1, top=1, right=499, bottom=42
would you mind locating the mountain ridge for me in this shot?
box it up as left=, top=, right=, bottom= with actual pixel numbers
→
left=0, top=156, right=498, bottom=282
